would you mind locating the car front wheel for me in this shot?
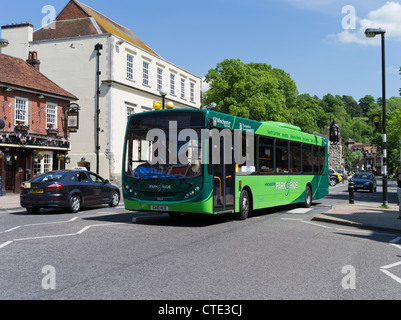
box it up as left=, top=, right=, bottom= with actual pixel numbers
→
left=68, top=194, right=81, bottom=213
left=109, top=191, right=120, bottom=207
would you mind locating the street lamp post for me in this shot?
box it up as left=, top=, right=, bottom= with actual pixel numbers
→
left=159, top=88, right=168, bottom=109
left=365, top=28, right=388, bottom=207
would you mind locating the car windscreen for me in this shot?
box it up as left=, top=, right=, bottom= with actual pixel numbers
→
left=32, top=171, right=70, bottom=183
left=353, top=173, right=371, bottom=180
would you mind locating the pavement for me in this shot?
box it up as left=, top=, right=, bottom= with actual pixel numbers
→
left=0, top=193, right=22, bottom=211
left=1, top=192, right=401, bottom=234
left=312, top=201, right=401, bottom=234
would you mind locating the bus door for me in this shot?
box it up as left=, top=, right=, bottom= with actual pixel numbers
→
left=211, top=136, right=235, bottom=213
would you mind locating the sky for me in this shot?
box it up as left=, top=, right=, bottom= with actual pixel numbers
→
left=1, top=0, right=401, bottom=102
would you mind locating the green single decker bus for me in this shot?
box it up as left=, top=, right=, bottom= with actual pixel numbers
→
left=122, top=109, right=329, bottom=220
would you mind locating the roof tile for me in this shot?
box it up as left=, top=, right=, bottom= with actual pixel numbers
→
left=0, top=53, right=78, bottom=100
left=33, top=0, right=159, bottom=56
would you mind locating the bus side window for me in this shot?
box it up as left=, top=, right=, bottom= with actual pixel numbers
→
left=319, top=146, right=325, bottom=174
left=275, top=140, right=289, bottom=173
left=313, top=146, right=319, bottom=174
left=302, top=144, right=312, bottom=173
left=258, top=137, right=274, bottom=174
left=290, top=142, right=301, bottom=173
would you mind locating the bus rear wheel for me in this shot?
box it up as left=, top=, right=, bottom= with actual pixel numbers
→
left=304, top=186, right=312, bottom=208
left=237, top=189, right=251, bottom=220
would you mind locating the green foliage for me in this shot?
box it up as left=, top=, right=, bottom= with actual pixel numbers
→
left=203, top=59, right=294, bottom=123
left=202, top=59, right=401, bottom=171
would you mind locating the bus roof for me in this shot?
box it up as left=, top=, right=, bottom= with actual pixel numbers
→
left=128, top=108, right=327, bottom=146
left=202, top=109, right=327, bottom=146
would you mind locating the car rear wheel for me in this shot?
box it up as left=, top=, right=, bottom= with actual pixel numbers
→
left=68, top=194, right=81, bottom=213
left=109, top=191, right=120, bottom=207
left=329, top=179, right=337, bottom=186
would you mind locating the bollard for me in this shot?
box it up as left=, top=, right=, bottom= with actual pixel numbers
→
left=348, top=180, right=354, bottom=204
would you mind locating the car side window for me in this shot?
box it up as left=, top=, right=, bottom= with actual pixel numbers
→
left=88, top=173, right=104, bottom=184
left=71, top=172, right=89, bottom=183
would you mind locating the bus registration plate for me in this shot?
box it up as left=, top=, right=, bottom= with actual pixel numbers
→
left=151, top=205, right=168, bottom=211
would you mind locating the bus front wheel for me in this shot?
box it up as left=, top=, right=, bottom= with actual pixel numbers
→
left=238, top=189, right=251, bottom=220
left=304, top=186, right=312, bottom=208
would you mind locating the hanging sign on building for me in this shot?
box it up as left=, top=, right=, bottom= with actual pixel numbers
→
left=65, top=103, right=80, bottom=131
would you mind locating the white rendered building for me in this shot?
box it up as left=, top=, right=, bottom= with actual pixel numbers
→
left=1, top=0, right=202, bottom=185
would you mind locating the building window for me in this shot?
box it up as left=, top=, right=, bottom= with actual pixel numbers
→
left=143, top=61, right=149, bottom=86
left=190, top=82, right=195, bottom=102
left=43, top=153, right=53, bottom=173
left=33, top=162, right=41, bottom=176
left=157, top=68, right=163, bottom=90
left=127, top=54, right=134, bottom=80
left=34, top=152, right=53, bottom=175
left=181, top=78, right=185, bottom=99
left=15, top=98, right=27, bottom=123
left=46, top=103, right=57, bottom=127
left=170, top=73, right=175, bottom=95
left=126, top=105, right=135, bottom=122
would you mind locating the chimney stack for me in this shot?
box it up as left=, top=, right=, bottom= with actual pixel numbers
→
left=27, top=51, right=40, bottom=71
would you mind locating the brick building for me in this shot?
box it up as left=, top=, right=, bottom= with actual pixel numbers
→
left=0, top=52, right=78, bottom=194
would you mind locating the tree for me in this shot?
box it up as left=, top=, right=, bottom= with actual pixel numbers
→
left=386, top=109, right=401, bottom=172
left=202, top=59, right=294, bottom=122
left=358, top=95, right=377, bottom=117
left=342, top=95, right=363, bottom=118
left=386, top=96, right=401, bottom=113
left=295, top=94, right=326, bottom=133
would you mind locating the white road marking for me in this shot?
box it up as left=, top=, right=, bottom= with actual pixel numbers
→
left=389, top=236, right=401, bottom=244
left=4, top=226, right=21, bottom=233
left=333, top=228, right=372, bottom=234
left=301, top=220, right=332, bottom=229
left=380, top=261, right=401, bottom=270
left=287, top=208, right=313, bottom=214
left=0, top=241, right=13, bottom=249
left=14, top=233, right=77, bottom=241
left=390, top=243, right=401, bottom=250
left=76, top=226, right=91, bottom=234
left=380, top=269, right=401, bottom=285
left=24, top=217, right=78, bottom=227
left=379, top=238, right=401, bottom=285
left=0, top=223, right=124, bottom=249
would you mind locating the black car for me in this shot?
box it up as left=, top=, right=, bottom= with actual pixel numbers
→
left=20, top=169, right=120, bottom=213
left=351, top=172, right=377, bottom=193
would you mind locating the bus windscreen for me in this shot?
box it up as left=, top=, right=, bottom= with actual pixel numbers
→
left=128, top=110, right=205, bottom=130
